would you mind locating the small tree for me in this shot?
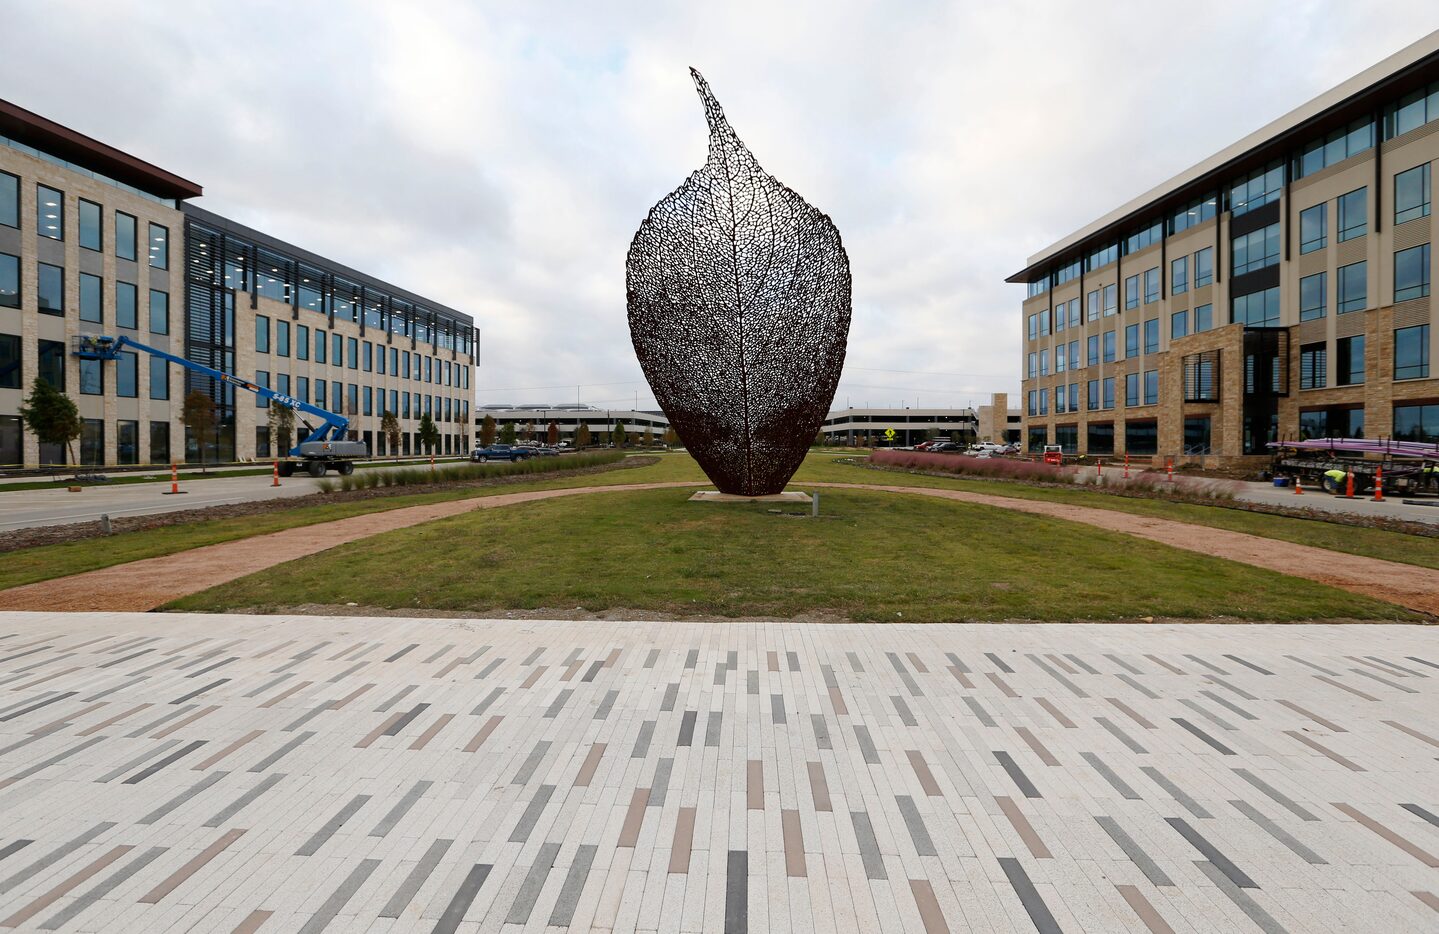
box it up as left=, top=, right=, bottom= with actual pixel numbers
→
left=812, top=431, right=826, bottom=447
left=576, top=424, right=592, bottom=448
left=663, top=427, right=679, bottom=447
left=418, top=412, right=440, bottom=454
left=182, top=389, right=218, bottom=471
left=498, top=421, right=517, bottom=445
left=611, top=419, right=627, bottom=447
left=19, top=377, right=82, bottom=467
left=380, top=410, right=401, bottom=459
left=547, top=421, right=560, bottom=445
left=643, top=427, right=653, bottom=447
left=522, top=420, right=534, bottom=442
left=479, top=414, right=496, bottom=446
left=268, top=403, right=295, bottom=458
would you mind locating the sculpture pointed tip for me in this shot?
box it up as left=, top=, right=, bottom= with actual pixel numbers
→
left=688, top=67, right=728, bottom=136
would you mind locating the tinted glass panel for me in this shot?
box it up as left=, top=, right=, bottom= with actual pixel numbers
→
left=148, top=223, right=168, bottom=269
left=37, top=263, right=63, bottom=314
left=79, top=199, right=101, bottom=250
left=1394, top=244, right=1431, bottom=303
left=0, top=332, right=19, bottom=389
left=149, top=289, right=168, bottom=334
left=1395, top=325, right=1430, bottom=380
left=1337, top=261, right=1367, bottom=313
left=1299, top=204, right=1326, bottom=253
left=116, top=282, right=137, bottom=329
left=149, top=356, right=168, bottom=399
left=0, top=172, right=16, bottom=228
left=115, top=212, right=137, bottom=260
left=79, top=272, right=102, bottom=323
left=37, top=185, right=63, bottom=240
left=117, top=350, right=138, bottom=397
left=38, top=339, right=65, bottom=389
left=0, top=253, right=19, bottom=308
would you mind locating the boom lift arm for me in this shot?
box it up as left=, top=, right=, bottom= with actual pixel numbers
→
left=73, top=334, right=365, bottom=466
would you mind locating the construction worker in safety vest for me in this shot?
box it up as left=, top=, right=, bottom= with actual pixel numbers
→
left=1323, top=468, right=1348, bottom=494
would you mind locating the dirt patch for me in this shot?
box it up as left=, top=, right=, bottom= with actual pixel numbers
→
left=0, top=456, right=657, bottom=553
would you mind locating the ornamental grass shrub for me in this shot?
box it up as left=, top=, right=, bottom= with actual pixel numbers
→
left=325, top=451, right=625, bottom=493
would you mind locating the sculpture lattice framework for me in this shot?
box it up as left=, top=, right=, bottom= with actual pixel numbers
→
left=626, top=68, right=852, bottom=496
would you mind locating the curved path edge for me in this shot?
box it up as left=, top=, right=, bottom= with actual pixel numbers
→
left=1, top=480, right=1434, bottom=616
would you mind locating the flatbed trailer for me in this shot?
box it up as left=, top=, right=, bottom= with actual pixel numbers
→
left=1268, top=437, right=1439, bottom=495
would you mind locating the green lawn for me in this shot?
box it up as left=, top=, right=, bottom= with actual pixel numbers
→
left=0, top=456, right=473, bottom=493
left=791, top=456, right=1439, bottom=570
left=170, top=487, right=1412, bottom=621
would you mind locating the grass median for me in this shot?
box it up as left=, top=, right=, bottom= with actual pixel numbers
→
left=170, top=486, right=1412, bottom=621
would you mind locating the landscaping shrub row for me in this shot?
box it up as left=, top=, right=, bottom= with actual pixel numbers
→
left=317, top=451, right=627, bottom=493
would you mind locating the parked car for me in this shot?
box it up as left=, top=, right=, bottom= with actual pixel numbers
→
left=471, top=444, right=533, bottom=463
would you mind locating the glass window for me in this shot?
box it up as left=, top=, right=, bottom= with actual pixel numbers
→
left=1299, top=203, right=1326, bottom=254
left=0, top=332, right=19, bottom=389
left=1337, top=335, right=1365, bottom=386
left=1395, top=325, right=1430, bottom=380
left=315, top=379, right=326, bottom=409
left=1232, top=223, right=1280, bottom=275
left=1124, top=275, right=1138, bottom=309
left=254, top=370, right=270, bottom=407
left=37, top=263, right=63, bottom=315
left=1068, top=340, right=1078, bottom=371
left=276, top=319, right=290, bottom=357
left=255, top=315, right=270, bottom=353
left=332, top=333, right=342, bottom=365
left=377, top=337, right=388, bottom=368
left=1294, top=118, right=1374, bottom=179
left=1054, top=385, right=1066, bottom=414
left=1143, top=369, right=1158, bottom=405
left=149, top=356, right=168, bottom=399
left=117, top=350, right=138, bottom=397
left=1299, top=343, right=1326, bottom=389
left=1087, top=335, right=1099, bottom=367
left=1394, top=403, right=1439, bottom=443
left=1337, top=261, right=1367, bottom=314
left=1337, top=188, right=1366, bottom=241
left=1143, top=267, right=1159, bottom=303
left=149, top=290, right=168, bottom=334
left=1125, top=324, right=1138, bottom=358
left=390, top=346, right=399, bottom=374
left=0, top=171, right=16, bottom=228
left=1039, top=349, right=1049, bottom=376
left=1231, top=287, right=1280, bottom=327
left=1103, top=331, right=1115, bottom=363
left=1027, top=352, right=1036, bottom=379
left=297, top=376, right=309, bottom=404
left=297, top=324, right=309, bottom=361
left=115, top=212, right=137, bottom=261
left=1229, top=161, right=1283, bottom=216
left=80, top=419, right=103, bottom=465
left=116, top=282, right=137, bottom=329
left=363, top=386, right=373, bottom=416
left=1086, top=290, right=1099, bottom=322
left=1125, top=373, right=1139, bottom=406
left=1194, top=247, right=1213, bottom=287
left=1103, top=284, right=1117, bottom=316
left=1170, top=256, right=1187, bottom=294
left=1037, top=311, right=1049, bottom=336
left=1394, top=243, right=1430, bottom=302
left=314, top=328, right=327, bottom=363
left=1143, top=319, right=1159, bottom=354
left=1388, top=89, right=1429, bottom=138
left=37, top=185, right=63, bottom=240
left=149, top=421, right=170, bottom=465
left=1299, top=272, right=1326, bottom=321
left=79, top=199, right=101, bottom=251
left=79, top=272, right=102, bottom=323
left=1394, top=164, right=1430, bottom=225
left=148, top=223, right=168, bottom=269
left=0, top=253, right=16, bottom=307
left=348, top=383, right=358, bottom=415
left=364, top=341, right=373, bottom=371
left=1171, top=310, right=1188, bottom=340
left=276, top=373, right=290, bottom=397
left=80, top=357, right=103, bottom=395
left=1055, top=343, right=1066, bottom=372
left=1102, top=377, right=1115, bottom=409
left=347, top=337, right=358, bottom=369
left=1086, top=380, right=1099, bottom=411
left=38, top=339, right=65, bottom=389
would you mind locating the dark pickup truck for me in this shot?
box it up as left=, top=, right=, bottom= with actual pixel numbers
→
left=470, top=444, right=533, bottom=463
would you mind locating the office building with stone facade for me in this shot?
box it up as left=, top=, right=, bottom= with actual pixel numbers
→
left=1, top=98, right=475, bottom=468
left=1010, top=33, right=1439, bottom=464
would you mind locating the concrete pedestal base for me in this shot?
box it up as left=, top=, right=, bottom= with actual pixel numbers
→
left=688, top=490, right=813, bottom=504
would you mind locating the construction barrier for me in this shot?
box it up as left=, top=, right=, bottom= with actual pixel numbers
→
left=162, top=461, right=186, bottom=496
left=1166, top=458, right=1174, bottom=482
left=272, top=461, right=281, bottom=488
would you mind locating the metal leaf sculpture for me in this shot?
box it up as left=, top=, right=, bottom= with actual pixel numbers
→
left=626, top=68, right=852, bottom=496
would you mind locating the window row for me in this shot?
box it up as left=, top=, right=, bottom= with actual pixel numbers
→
left=0, top=255, right=169, bottom=332
left=0, top=173, right=168, bottom=267
left=252, top=315, right=470, bottom=390
left=0, top=335, right=170, bottom=400
left=250, top=374, right=471, bottom=423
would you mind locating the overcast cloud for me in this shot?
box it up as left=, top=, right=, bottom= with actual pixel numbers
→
left=4, top=1, right=1437, bottom=411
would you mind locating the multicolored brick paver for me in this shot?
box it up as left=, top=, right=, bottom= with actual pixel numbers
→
left=0, top=612, right=1435, bottom=932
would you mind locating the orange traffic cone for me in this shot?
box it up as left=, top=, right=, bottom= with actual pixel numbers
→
left=1345, top=471, right=1355, bottom=499
left=1293, top=476, right=1304, bottom=494
left=1372, top=466, right=1384, bottom=502
left=272, top=461, right=281, bottom=487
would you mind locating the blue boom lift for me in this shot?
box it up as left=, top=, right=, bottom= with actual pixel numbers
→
left=73, top=334, right=368, bottom=477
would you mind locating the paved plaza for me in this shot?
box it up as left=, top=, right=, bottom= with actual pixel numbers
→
left=0, top=613, right=1435, bottom=932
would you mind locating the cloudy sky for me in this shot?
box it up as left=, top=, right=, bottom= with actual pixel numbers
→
left=4, top=1, right=1436, bottom=411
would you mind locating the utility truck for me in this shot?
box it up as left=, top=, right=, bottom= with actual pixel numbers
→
left=73, top=334, right=368, bottom=477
